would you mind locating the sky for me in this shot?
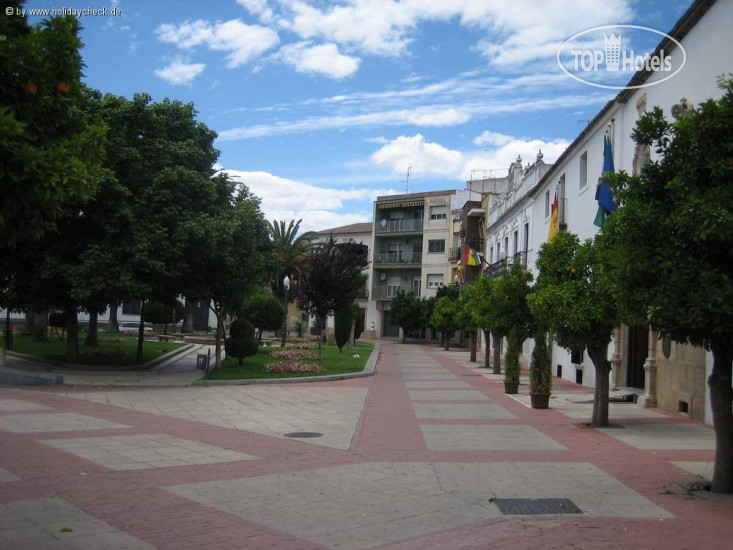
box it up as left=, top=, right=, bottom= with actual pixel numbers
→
left=25, top=0, right=693, bottom=232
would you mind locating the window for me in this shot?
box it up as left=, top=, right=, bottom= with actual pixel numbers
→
left=513, top=230, right=519, bottom=255
left=523, top=222, right=529, bottom=252
left=428, top=239, right=445, bottom=253
left=579, top=151, right=588, bottom=189
left=544, top=190, right=550, bottom=218
left=504, top=237, right=509, bottom=256
left=489, top=246, right=494, bottom=263
left=427, top=274, right=444, bottom=288
left=429, top=206, right=447, bottom=219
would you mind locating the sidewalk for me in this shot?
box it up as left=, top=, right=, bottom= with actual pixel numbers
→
left=1, top=341, right=731, bottom=549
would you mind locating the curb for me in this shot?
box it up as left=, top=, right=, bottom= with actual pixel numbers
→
left=193, top=342, right=380, bottom=386
left=0, top=365, right=64, bottom=386
left=143, top=343, right=197, bottom=369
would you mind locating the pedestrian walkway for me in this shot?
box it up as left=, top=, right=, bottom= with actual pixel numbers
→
left=1, top=342, right=731, bottom=549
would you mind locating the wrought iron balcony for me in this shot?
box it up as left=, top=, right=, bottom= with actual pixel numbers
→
left=373, top=252, right=423, bottom=265
left=375, top=218, right=424, bottom=234
left=372, top=284, right=419, bottom=300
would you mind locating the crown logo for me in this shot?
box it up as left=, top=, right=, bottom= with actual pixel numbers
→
left=604, top=33, right=622, bottom=71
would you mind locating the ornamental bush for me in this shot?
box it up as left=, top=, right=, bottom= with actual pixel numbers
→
left=225, top=319, right=258, bottom=365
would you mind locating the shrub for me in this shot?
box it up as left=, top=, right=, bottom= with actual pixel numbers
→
left=240, top=293, right=285, bottom=340
left=334, top=305, right=352, bottom=351
left=352, top=302, right=364, bottom=341
left=504, top=326, right=522, bottom=384
left=263, top=362, right=324, bottom=374
left=530, top=326, right=552, bottom=394
left=225, top=319, right=258, bottom=365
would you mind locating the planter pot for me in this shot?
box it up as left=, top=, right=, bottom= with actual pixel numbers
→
left=504, top=380, right=519, bottom=394
left=530, top=392, right=551, bottom=409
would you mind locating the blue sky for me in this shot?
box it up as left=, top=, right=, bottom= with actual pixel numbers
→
left=26, top=0, right=692, bottom=232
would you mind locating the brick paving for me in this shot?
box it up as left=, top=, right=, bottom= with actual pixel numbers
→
left=1, top=341, right=732, bottom=549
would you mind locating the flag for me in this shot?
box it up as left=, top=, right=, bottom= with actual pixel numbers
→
left=547, top=191, right=559, bottom=241
left=463, top=244, right=480, bottom=266
left=594, top=134, right=617, bottom=227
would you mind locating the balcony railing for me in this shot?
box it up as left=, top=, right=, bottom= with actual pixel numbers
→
left=484, top=250, right=529, bottom=279
left=372, top=284, right=419, bottom=300
left=373, top=252, right=422, bottom=265
left=375, top=218, right=424, bottom=234
left=448, top=247, right=461, bottom=262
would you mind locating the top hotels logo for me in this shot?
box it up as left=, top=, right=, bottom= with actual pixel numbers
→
left=557, top=25, right=686, bottom=90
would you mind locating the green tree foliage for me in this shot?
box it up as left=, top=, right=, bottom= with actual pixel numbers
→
left=297, top=237, right=369, bottom=355
left=504, top=326, right=522, bottom=384
left=390, top=289, right=423, bottom=343
left=467, top=277, right=497, bottom=369
left=240, top=292, right=285, bottom=341
left=0, top=4, right=105, bottom=248
left=457, top=283, right=480, bottom=362
left=225, top=319, right=258, bottom=365
left=528, top=231, right=619, bottom=427
left=604, top=77, right=733, bottom=492
left=143, top=299, right=184, bottom=334
left=430, top=296, right=460, bottom=351
left=334, top=305, right=353, bottom=352
left=530, top=326, right=552, bottom=394
left=269, top=219, right=317, bottom=295
left=352, top=302, right=364, bottom=341
left=490, top=261, right=535, bottom=341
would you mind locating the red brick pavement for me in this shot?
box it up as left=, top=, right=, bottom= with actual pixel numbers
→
left=1, top=341, right=732, bottom=549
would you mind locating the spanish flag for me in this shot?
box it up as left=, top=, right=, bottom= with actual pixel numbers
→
left=547, top=191, right=559, bottom=241
left=463, top=244, right=481, bottom=266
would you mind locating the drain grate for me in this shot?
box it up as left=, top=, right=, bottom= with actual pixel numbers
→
left=493, top=498, right=582, bottom=515
left=283, top=431, right=323, bottom=438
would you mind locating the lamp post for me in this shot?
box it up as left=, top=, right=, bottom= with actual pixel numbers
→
left=280, top=275, right=290, bottom=348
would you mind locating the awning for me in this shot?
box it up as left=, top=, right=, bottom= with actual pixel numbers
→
left=377, top=201, right=424, bottom=209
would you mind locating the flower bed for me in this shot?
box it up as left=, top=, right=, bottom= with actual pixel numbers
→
left=270, top=349, right=319, bottom=361
left=263, top=361, right=324, bottom=374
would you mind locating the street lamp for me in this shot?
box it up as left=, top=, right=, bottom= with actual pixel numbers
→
left=280, top=275, right=290, bottom=348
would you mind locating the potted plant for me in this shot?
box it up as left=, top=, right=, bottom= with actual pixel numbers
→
left=529, top=325, right=552, bottom=408
left=504, top=326, right=521, bottom=393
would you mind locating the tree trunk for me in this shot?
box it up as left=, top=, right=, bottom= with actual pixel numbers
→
left=709, top=344, right=733, bottom=493
left=66, top=306, right=79, bottom=361
left=401, top=328, right=406, bottom=344
left=483, top=330, right=490, bottom=367
left=85, top=311, right=98, bottom=347
left=214, top=311, right=224, bottom=369
left=25, top=310, right=36, bottom=334
left=182, top=300, right=193, bottom=333
left=4, top=309, right=12, bottom=352
left=587, top=344, right=611, bottom=427
left=136, top=301, right=145, bottom=364
left=492, top=333, right=502, bottom=375
left=108, top=303, right=119, bottom=333
left=32, top=309, right=48, bottom=342
left=469, top=330, right=477, bottom=362
left=444, top=329, right=450, bottom=351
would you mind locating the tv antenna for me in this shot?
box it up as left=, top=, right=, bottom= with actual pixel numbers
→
left=401, top=166, right=420, bottom=193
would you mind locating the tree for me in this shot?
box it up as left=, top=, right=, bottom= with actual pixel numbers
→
left=0, top=4, right=105, bottom=249
left=530, top=324, right=552, bottom=395
left=604, top=77, right=733, bottom=492
left=225, top=319, right=258, bottom=365
left=334, top=305, right=353, bottom=352
left=390, top=289, right=423, bottom=343
left=144, top=299, right=184, bottom=334
left=352, top=302, right=364, bottom=342
left=469, top=277, right=497, bottom=369
left=269, top=219, right=317, bottom=294
left=240, top=293, right=285, bottom=341
left=528, top=231, right=619, bottom=428
left=430, top=296, right=460, bottom=351
left=297, top=237, right=369, bottom=356
left=458, top=283, right=481, bottom=362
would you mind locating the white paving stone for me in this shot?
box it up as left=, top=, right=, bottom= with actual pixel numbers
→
left=408, top=390, right=490, bottom=401
left=41, top=434, right=258, bottom=470
left=0, top=398, right=52, bottom=412
left=673, top=461, right=714, bottom=481
left=167, top=461, right=670, bottom=549
left=405, top=381, right=471, bottom=389
left=413, top=403, right=516, bottom=419
left=421, top=425, right=567, bottom=451
left=55, top=387, right=368, bottom=449
left=597, top=423, right=715, bottom=450
left=0, top=468, right=20, bottom=483
left=0, top=413, right=129, bottom=433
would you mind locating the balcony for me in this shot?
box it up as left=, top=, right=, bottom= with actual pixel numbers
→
left=375, top=218, right=424, bottom=234
left=448, top=247, right=461, bottom=262
left=484, top=251, right=529, bottom=279
left=372, top=284, right=419, bottom=300
left=373, top=252, right=423, bottom=265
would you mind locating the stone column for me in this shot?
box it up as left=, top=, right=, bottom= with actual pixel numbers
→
left=611, top=327, right=623, bottom=387
left=638, top=328, right=658, bottom=408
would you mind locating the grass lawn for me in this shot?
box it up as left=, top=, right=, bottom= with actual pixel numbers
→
left=1, top=332, right=185, bottom=369
left=205, top=341, right=374, bottom=380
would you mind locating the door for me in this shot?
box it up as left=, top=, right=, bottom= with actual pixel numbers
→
left=626, top=325, right=648, bottom=388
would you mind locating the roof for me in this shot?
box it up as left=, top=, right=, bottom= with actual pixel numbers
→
left=316, top=222, right=373, bottom=235
left=533, top=0, right=717, bottom=196
left=376, top=189, right=457, bottom=202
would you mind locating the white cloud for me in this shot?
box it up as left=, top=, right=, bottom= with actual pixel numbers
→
left=276, top=42, right=360, bottom=79
left=473, top=130, right=514, bottom=146
left=223, top=169, right=398, bottom=232
left=154, top=60, right=206, bottom=86
left=155, top=19, right=279, bottom=68
left=371, top=134, right=463, bottom=176
left=218, top=106, right=470, bottom=140
left=460, top=136, right=570, bottom=180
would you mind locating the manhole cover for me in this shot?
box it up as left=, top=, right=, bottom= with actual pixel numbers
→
left=493, top=498, right=583, bottom=515
left=283, top=432, right=323, bottom=438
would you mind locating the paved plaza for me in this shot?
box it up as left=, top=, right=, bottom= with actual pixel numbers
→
left=1, top=342, right=732, bottom=549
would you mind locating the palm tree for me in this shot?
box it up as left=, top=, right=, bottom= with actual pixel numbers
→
left=268, top=219, right=317, bottom=293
